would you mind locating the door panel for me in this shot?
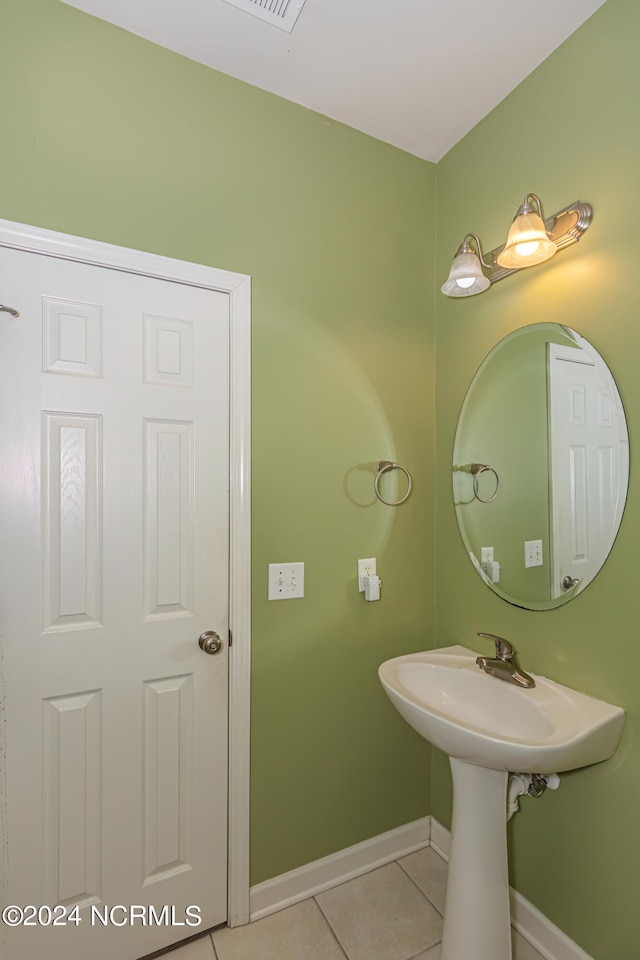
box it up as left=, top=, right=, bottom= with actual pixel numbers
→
left=549, top=343, right=627, bottom=598
left=0, top=248, right=230, bottom=959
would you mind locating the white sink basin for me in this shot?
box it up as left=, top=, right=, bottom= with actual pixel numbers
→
left=379, top=644, right=625, bottom=772
left=380, top=644, right=625, bottom=960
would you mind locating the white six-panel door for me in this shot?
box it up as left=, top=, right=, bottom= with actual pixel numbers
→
left=0, top=241, right=239, bottom=959
left=548, top=342, right=628, bottom=599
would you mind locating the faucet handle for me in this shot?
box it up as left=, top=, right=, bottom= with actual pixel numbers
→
left=477, top=632, right=514, bottom=660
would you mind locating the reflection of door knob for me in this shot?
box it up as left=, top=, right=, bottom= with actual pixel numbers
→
left=561, top=575, right=580, bottom=590
left=198, top=630, right=223, bottom=655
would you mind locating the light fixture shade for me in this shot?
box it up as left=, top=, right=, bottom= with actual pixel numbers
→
left=441, top=251, right=490, bottom=298
left=496, top=210, right=557, bottom=269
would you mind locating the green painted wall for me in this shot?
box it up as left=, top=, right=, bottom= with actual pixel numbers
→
left=435, top=0, right=640, bottom=955
left=1, top=0, right=435, bottom=885
left=4, top=0, right=640, bottom=954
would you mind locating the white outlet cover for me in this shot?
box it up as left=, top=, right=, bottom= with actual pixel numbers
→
left=358, top=558, right=376, bottom=592
left=268, top=562, right=304, bottom=600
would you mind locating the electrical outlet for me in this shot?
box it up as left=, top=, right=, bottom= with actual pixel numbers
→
left=268, top=562, right=304, bottom=600
left=524, top=540, right=543, bottom=568
left=358, top=558, right=376, bottom=592
left=480, top=547, right=494, bottom=564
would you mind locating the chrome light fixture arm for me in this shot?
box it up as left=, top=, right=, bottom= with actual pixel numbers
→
left=455, top=232, right=491, bottom=268
left=514, top=192, right=544, bottom=221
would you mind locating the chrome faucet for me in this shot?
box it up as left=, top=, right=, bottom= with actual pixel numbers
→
left=475, top=633, right=535, bottom=689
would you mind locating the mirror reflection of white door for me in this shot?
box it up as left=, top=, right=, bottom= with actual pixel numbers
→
left=548, top=342, right=628, bottom=599
left=0, top=243, right=232, bottom=959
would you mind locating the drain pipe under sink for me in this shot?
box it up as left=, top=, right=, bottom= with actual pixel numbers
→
left=507, top=773, right=560, bottom=821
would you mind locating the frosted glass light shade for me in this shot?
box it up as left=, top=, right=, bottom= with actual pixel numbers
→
left=441, top=251, right=490, bottom=298
left=497, top=212, right=557, bottom=269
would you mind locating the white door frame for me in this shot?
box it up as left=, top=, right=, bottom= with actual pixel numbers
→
left=0, top=219, right=252, bottom=928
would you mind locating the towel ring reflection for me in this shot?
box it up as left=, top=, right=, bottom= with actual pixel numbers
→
left=469, top=463, right=499, bottom=503
left=374, top=460, right=413, bottom=506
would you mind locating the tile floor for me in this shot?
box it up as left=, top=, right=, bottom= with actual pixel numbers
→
left=158, top=847, right=546, bottom=960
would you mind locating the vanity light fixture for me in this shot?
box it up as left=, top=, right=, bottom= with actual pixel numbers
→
left=497, top=193, right=557, bottom=269
left=441, top=195, right=593, bottom=298
left=440, top=233, right=491, bottom=298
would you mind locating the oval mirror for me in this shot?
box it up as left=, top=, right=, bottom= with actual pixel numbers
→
left=452, top=324, right=629, bottom=610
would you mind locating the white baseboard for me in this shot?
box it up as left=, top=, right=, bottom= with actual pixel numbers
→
left=249, top=816, right=431, bottom=921
left=428, top=816, right=451, bottom=863
left=510, top=889, right=593, bottom=960
left=250, top=815, right=593, bottom=960
left=429, top=818, right=593, bottom=960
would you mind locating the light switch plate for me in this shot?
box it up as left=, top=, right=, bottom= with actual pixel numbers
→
left=524, top=540, right=543, bottom=568
left=268, top=562, right=304, bottom=600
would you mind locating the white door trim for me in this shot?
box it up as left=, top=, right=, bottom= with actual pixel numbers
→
left=0, top=219, right=252, bottom=927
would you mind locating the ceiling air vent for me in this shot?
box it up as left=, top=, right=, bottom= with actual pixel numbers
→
left=222, top=0, right=307, bottom=33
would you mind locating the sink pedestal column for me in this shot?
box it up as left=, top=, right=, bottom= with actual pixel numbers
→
left=441, top=758, right=512, bottom=960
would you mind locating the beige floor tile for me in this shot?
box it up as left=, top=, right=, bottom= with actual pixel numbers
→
left=410, top=929, right=543, bottom=960
left=411, top=945, right=441, bottom=960
left=399, top=849, right=546, bottom=960
left=160, top=933, right=216, bottom=960
left=212, top=898, right=346, bottom=960
left=316, top=862, right=442, bottom=960
left=399, top=846, right=448, bottom=915
left=513, top=928, right=546, bottom=960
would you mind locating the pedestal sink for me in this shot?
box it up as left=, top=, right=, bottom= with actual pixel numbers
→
left=378, top=645, right=625, bottom=960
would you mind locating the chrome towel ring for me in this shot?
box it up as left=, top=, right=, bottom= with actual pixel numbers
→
left=468, top=463, right=499, bottom=503
left=374, top=460, right=413, bottom=506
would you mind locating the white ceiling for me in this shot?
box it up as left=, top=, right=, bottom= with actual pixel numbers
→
left=60, top=0, right=607, bottom=162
